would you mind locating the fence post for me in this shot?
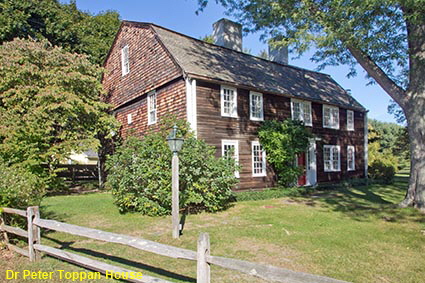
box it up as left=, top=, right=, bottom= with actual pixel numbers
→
left=27, top=206, right=41, bottom=261
left=197, top=233, right=210, bottom=283
left=0, top=209, right=9, bottom=245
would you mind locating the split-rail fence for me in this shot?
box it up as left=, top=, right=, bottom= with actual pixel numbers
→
left=0, top=206, right=348, bottom=283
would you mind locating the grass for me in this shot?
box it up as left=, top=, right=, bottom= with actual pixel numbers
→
left=1, top=173, right=425, bottom=283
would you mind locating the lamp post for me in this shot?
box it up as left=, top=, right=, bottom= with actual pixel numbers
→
left=166, top=125, right=184, bottom=239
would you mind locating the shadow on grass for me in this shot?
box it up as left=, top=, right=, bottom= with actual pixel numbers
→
left=43, top=235, right=196, bottom=283
left=290, top=175, right=425, bottom=223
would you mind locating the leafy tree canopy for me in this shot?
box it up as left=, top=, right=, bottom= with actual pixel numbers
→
left=0, top=0, right=121, bottom=65
left=0, top=39, right=118, bottom=183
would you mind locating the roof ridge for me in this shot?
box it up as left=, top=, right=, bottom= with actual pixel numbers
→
left=122, top=20, right=332, bottom=77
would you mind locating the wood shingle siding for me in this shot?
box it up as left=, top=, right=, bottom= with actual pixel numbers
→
left=102, top=23, right=183, bottom=109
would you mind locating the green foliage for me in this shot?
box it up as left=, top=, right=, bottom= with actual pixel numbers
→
left=369, top=157, right=397, bottom=184
left=258, top=119, right=312, bottom=186
left=200, top=34, right=214, bottom=44
left=0, top=0, right=121, bottom=65
left=368, top=119, right=409, bottom=170
left=0, top=38, right=118, bottom=188
left=106, top=120, right=238, bottom=216
left=0, top=163, right=45, bottom=209
left=368, top=133, right=398, bottom=184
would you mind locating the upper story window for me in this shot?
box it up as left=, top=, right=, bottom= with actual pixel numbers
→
left=127, top=113, right=133, bottom=125
left=323, top=105, right=339, bottom=129
left=148, top=91, right=157, bottom=125
left=250, top=91, right=264, bottom=121
left=323, top=145, right=340, bottom=172
left=221, top=86, right=238, bottom=118
left=347, top=110, right=354, bottom=131
left=291, top=99, right=312, bottom=126
left=222, top=140, right=240, bottom=178
left=252, top=141, right=267, bottom=177
left=121, top=45, right=130, bottom=76
left=347, top=145, right=355, bottom=171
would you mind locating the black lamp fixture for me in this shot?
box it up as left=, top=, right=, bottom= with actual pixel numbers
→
left=167, top=125, right=184, bottom=154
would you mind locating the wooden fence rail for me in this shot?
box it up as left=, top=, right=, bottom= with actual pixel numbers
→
left=1, top=206, right=348, bottom=283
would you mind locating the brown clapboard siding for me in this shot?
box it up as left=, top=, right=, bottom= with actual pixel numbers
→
left=196, top=80, right=366, bottom=190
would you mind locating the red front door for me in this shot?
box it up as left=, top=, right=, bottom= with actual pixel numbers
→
left=297, top=153, right=306, bottom=186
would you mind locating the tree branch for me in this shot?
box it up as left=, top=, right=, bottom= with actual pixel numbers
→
left=347, top=46, right=407, bottom=107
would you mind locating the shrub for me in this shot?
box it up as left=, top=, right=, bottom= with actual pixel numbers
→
left=368, top=141, right=398, bottom=184
left=0, top=164, right=45, bottom=209
left=258, top=120, right=312, bottom=186
left=106, top=122, right=238, bottom=216
left=369, top=157, right=397, bottom=184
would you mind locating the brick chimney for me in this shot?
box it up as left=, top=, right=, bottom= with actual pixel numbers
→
left=268, top=37, right=288, bottom=64
left=212, top=18, right=242, bottom=52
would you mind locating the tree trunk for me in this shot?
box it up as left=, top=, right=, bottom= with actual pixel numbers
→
left=400, top=97, right=425, bottom=212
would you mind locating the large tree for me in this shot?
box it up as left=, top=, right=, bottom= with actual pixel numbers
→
left=197, top=0, right=425, bottom=210
left=0, top=0, right=120, bottom=65
left=0, top=38, right=118, bottom=185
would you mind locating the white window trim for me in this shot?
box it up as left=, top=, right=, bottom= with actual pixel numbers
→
left=249, top=91, right=264, bottom=121
left=347, top=110, right=354, bottom=131
left=221, top=140, right=240, bottom=178
left=291, top=99, right=313, bottom=126
left=347, top=145, right=355, bottom=171
left=323, top=145, right=341, bottom=172
left=127, top=113, right=133, bottom=125
left=147, top=91, right=157, bottom=125
left=220, top=85, right=238, bottom=118
left=252, top=141, right=267, bottom=177
left=323, top=105, right=340, bottom=129
left=121, top=45, right=129, bottom=76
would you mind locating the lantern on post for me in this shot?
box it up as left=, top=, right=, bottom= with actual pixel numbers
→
left=166, top=125, right=184, bottom=239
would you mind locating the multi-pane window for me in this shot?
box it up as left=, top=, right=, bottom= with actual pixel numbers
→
left=250, top=91, right=264, bottom=121
left=291, top=99, right=312, bottom=126
left=222, top=140, right=239, bottom=178
left=323, top=105, right=340, bottom=129
left=347, top=145, right=355, bottom=171
left=221, top=86, right=238, bottom=118
left=252, top=141, right=266, bottom=177
left=147, top=91, right=157, bottom=125
left=121, top=45, right=130, bottom=76
left=347, top=110, right=354, bottom=131
left=323, top=145, right=340, bottom=172
left=127, top=113, right=133, bottom=125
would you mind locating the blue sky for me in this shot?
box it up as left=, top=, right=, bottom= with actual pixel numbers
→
left=67, top=0, right=397, bottom=123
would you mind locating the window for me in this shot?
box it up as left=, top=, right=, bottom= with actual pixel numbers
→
left=127, top=113, right=133, bottom=125
left=221, top=86, right=237, bottom=118
left=252, top=141, right=266, bottom=177
left=347, top=145, right=355, bottom=171
left=291, top=99, right=312, bottom=126
left=121, top=45, right=129, bottom=76
left=250, top=91, right=263, bottom=121
left=222, top=140, right=239, bottom=178
left=323, top=145, right=340, bottom=172
left=323, top=105, right=339, bottom=129
left=347, top=110, right=354, bottom=131
left=147, top=91, right=157, bottom=125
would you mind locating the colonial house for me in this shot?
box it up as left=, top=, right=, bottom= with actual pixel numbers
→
left=102, top=19, right=368, bottom=190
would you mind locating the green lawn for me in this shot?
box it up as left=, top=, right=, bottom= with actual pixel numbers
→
left=1, top=174, right=425, bottom=282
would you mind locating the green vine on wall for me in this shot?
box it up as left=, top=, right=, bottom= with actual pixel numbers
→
left=258, top=120, right=313, bottom=187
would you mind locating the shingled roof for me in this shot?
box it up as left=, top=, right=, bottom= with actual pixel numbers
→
left=130, top=21, right=365, bottom=111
